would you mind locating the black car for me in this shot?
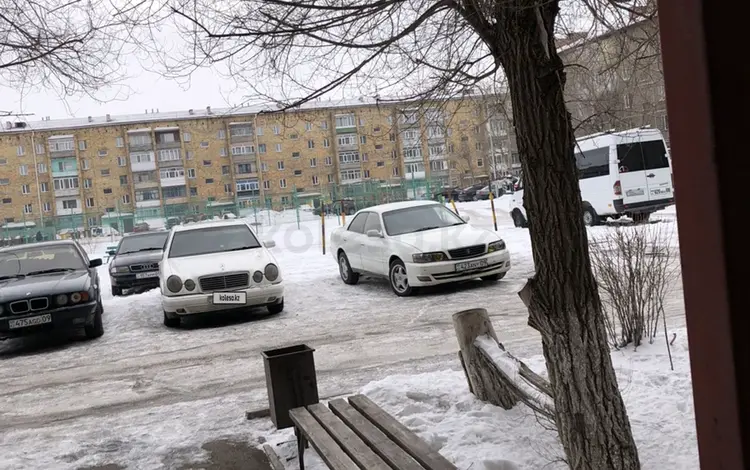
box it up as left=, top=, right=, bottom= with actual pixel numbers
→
left=458, top=183, right=487, bottom=202
left=108, top=231, right=169, bottom=296
left=433, top=186, right=461, bottom=201
left=0, top=241, right=104, bottom=340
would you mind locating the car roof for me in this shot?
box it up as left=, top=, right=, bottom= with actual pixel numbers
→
left=123, top=230, right=168, bottom=238
left=0, top=240, right=79, bottom=253
left=171, top=218, right=249, bottom=232
left=358, top=200, right=440, bottom=215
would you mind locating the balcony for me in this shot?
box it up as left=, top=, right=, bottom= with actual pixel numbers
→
left=337, top=141, right=359, bottom=152
left=50, top=168, right=79, bottom=178
left=430, top=169, right=450, bottom=178
left=338, top=160, right=361, bottom=169
left=340, top=178, right=362, bottom=185
left=49, top=148, right=76, bottom=158
left=235, top=169, right=258, bottom=178
left=231, top=152, right=256, bottom=163
left=160, top=174, right=186, bottom=187
left=131, top=156, right=156, bottom=173
left=134, top=179, right=159, bottom=190
left=136, top=199, right=161, bottom=209
left=403, top=154, right=424, bottom=163
left=155, top=128, right=181, bottom=149
left=56, top=201, right=82, bottom=216
left=405, top=171, right=426, bottom=180
left=54, top=187, right=79, bottom=198
left=229, top=123, right=254, bottom=143
left=334, top=114, right=356, bottom=134
left=163, top=196, right=188, bottom=205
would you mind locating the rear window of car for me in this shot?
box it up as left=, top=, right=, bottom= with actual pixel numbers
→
left=617, top=140, right=670, bottom=172
left=168, top=225, right=261, bottom=258
left=117, top=232, right=168, bottom=254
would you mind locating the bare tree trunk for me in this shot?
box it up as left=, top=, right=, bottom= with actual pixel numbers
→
left=496, top=7, right=640, bottom=470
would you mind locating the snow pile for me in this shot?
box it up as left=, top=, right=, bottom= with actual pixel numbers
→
left=361, top=329, right=697, bottom=470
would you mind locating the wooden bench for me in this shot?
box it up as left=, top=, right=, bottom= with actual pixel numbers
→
left=288, top=394, right=457, bottom=470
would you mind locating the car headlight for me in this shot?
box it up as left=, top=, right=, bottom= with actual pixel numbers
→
left=264, top=264, right=279, bottom=282
left=110, top=265, right=130, bottom=274
left=70, top=292, right=82, bottom=303
left=252, top=270, right=263, bottom=283
left=184, top=279, right=196, bottom=291
left=412, top=252, right=447, bottom=263
left=488, top=240, right=506, bottom=253
left=55, top=294, right=68, bottom=305
left=166, top=275, right=183, bottom=293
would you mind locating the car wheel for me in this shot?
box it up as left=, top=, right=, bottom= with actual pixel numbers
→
left=338, top=252, right=360, bottom=285
left=84, top=300, right=104, bottom=339
left=111, top=286, right=122, bottom=296
left=481, top=273, right=506, bottom=281
left=267, top=298, right=284, bottom=315
left=512, top=210, right=527, bottom=228
left=163, top=311, right=180, bottom=328
left=583, top=206, right=600, bottom=226
left=389, top=260, right=413, bottom=297
left=632, top=212, right=651, bottom=224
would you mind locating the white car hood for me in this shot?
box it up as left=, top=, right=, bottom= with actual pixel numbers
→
left=164, top=248, right=274, bottom=279
left=391, top=224, right=500, bottom=252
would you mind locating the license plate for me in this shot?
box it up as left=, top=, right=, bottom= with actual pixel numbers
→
left=135, top=271, right=159, bottom=279
left=455, top=259, right=489, bottom=272
left=9, top=314, right=52, bottom=329
left=212, top=292, right=247, bottom=305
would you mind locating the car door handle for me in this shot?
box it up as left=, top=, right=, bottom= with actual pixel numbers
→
left=646, top=173, right=655, bottom=178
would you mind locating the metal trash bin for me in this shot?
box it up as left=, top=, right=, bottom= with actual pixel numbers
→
left=262, top=344, right=319, bottom=429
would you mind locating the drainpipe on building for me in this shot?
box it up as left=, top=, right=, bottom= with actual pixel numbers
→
left=253, top=114, right=264, bottom=207
left=30, top=130, right=45, bottom=230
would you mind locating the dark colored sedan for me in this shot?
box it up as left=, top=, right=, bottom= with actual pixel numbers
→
left=458, top=183, right=486, bottom=201
left=0, top=241, right=104, bottom=340
left=109, top=231, right=169, bottom=296
left=433, top=186, right=461, bottom=201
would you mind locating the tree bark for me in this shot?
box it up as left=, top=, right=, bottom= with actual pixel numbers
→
left=493, top=4, right=641, bottom=469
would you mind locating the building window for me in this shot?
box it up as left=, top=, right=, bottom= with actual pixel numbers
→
left=392, top=167, right=400, bottom=176
left=182, top=132, right=191, bottom=142
left=375, top=144, right=384, bottom=150
left=389, top=133, right=396, bottom=142
left=475, top=142, right=482, bottom=150
left=308, top=140, right=315, bottom=149
left=120, top=175, right=128, bottom=185
left=203, top=160, right=212, bottom=166
left=376, top=161, right=385, bottom=167
left=0, top=159, right=7, bottom=166
left=101, top=169, right=110, bottom=176
left=362, top=153, right=368, bottom=162
left=231, top=145, right=255, bottom=155
left=281, top=196, right=289, bottom=205
left=273, top=125, right=280, bottom=135
left=279, top=178, right=287, bottom=188
left=158, top=148, right=181, bottom=162
left=360, top=135, right=366, bottom=144
left=323, top=138, right=330, bottom=148
left=98, top=149, right=109, bottom=157
left=321, top=121, right=328, bottom=129
left=363, top=170, right=370, bottom=178
left=261, top=162, right=268, bottom=172
left=294, top=170, right=302, bottom=176
left=310, top=158, right=317, bottom=167
left=224, top=183, right=232, bottom=194
left=78, top=140, right=87, bottom=151
left=116, top=137, right=124, bottom=147
left=292, top=152, right=300, bottom=159
left=19, top=165, right=28, bottom=176
left=186, top=151, right=194, bottom=160
left=37, top=163, right=47, bottom=173
left=477, top=158, right=484, bottom=167
left=305, top=122, right=312, bottom=131
left=122, top=194, right=131, bottom=204
left=391, top=150, right=397, bottom=159
left=189, top=187, right=198, bottom=197
left=312, top=175, right=319, bottom=185
left=275, top=143, right=282, bottom=152
left=200, top=141, right=209, bottom=148
left=84, top=178, right=92, bottom=188
left=328, top=174, right=334, bottom=183
left=263, top=180, right=271, bottom=190
left=187, top=168, right=196, bottom=179
left=43, top=202, right=51, bottom=212
left=335, top=114, right=356, bottom=128
left=220, top=147, right=227, bottom=157
left=117, top=156, right=127, bottom=166
left=222, top=165, right=230, bottom=175
left=35, top=143, right=45, bottom=154
left=624, top=94, right=633, bottom=109
left=160, top=167, right=185, bottom=179
left=277, top=161, right=285, bottom=170
left=21, top=184, right=30, bottom=194
left=63, top=199, right=78, bottom=209
left=218, top=129, right=226, bottom=139
left=48, top=139, right=75, bottom=152
left=103, top=188, right=113, bottom=194
left=258, top=144, right=267, bottom=154
left=24, top=204, right=33, bottom=214
left=324, top=156, right=333, bottom=166
left=339, top=151, right=360, bottom=164
left=206, top=178, right=214, bottom=184
left=340, top=169, right=362, bottom=181
left=289, top=133, right=299, bottom=140
left=40, top=182, right=49, bottom=192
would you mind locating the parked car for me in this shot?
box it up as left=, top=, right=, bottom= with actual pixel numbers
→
left=475, top=186, right=492, bottom=200
left=108, top=231, right=169, bottom=296
left=330, top=200, right=512, bottom=296
left=0, top=241, right=104, bottom=340
left=433, top=186, right=461, bottom=201
left=159, top=219, right=284, bottom=328
left=165, top=217, right=181, bottom=230
left=457, top=183, right=486, bottom=201
left=133, top=222, right=150, bottom=233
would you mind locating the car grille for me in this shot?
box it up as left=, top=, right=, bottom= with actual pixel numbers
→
left=199, top=273, right=250, bottom=292
left=448, top=244, right=486, bottom=260
left=130, top=263, right=159, bottom=272
left=9, top=297, right=49, bottom=315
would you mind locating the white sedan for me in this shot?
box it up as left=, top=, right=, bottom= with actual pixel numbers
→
left=330, top=200, right=511, bottom=296
left=159, top=219, right=284, bottom=327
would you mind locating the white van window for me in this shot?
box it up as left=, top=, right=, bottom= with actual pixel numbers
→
left=616, top=140, right=669, bottom=172
left=575, top=147, right=610, bottom=179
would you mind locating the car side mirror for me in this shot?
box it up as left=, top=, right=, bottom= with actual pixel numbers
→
left=367, top=229, right=383, bottom=238
left=263, top=240, right=276, bottom=248
left=462, top=215, right=471, bottom=223
left=89, top=258, right=103, bottom=268
left=106, top=249, right=116, bottom=256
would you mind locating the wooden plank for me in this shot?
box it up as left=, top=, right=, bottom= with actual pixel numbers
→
left=328, top=398, right=425, bottom=470
left=289, top=407, right=360, bottom=470
left=308, top=403, right=392, bottom=470
left=348, top=395, right=457, bottom=470
left=262, top=444, right=286, bottom=470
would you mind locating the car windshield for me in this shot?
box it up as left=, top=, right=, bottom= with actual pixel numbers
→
left=382, top=204, right=465, bottom=236
left=0, top=245, right=85, bottom=278
left=168, top=224, right=262, bottom=258
left=118, top=232, right=168, bottom=254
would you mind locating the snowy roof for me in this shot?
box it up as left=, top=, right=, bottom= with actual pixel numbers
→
left=0, top=96, right=487, bottom=135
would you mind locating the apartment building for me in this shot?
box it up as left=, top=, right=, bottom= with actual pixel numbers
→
left=0, top=97, right=505, bottom=228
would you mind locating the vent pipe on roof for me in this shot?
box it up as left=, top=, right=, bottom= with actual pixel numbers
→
left=206, top=106, right=212, bottom=114
left=88, top=116, right=93, bottom=123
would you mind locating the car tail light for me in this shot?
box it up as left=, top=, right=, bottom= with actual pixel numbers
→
left=614, top=180, right=622, bottom=196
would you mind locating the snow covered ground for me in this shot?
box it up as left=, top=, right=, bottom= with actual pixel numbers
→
left=0, top=199, right=693, bottom=469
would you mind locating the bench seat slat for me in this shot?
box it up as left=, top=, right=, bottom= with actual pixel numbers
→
left=289, top=407, right=360, bottom=470
left=308, top=403, right=392, bottom=470
left=328, top=398, right=425, bottom=470
left=348, top=395, right=457, bottom=470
